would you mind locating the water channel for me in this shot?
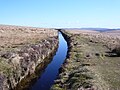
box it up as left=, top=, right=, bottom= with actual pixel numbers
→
left=30, top=32, right=68, bottom=90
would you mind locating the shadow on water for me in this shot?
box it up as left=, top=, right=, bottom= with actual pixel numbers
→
left=30, top=32, right=68, bottom=90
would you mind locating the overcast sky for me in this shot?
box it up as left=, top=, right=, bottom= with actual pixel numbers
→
left=0, top=0, right=120, bottom=28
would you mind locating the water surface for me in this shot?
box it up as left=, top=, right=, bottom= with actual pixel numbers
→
left=30, top=32, right=68, bottom=90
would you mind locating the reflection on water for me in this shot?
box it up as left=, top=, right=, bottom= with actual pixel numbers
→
left=30, top=32, right=68, bottom=90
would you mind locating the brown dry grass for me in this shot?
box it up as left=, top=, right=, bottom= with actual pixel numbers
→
left=66, top=30, right=120, bottom=50
left=0, top=25, right=58, bottom=49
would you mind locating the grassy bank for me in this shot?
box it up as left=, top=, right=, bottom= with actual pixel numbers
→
left=0, top=25, right=58, bottom=90
left=51, top=30, right=120, bottom=90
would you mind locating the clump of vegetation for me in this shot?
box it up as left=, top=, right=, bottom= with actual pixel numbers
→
left=0, top=58, right=13, bottom=77
left=112, top=45, right=120, bottom=56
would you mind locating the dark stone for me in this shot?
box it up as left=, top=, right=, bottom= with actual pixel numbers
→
left=95, top=53, right=100, bottom=56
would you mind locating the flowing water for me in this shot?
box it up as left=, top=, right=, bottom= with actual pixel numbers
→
left=30, top=32, right=68, bottom=90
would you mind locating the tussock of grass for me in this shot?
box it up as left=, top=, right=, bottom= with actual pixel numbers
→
left=0, top=58, right=12, bottom=76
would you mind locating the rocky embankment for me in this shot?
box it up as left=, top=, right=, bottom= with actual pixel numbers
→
left=0, top=25, right=58, bottom=90
left=52, top=30, right=120, bottom=90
